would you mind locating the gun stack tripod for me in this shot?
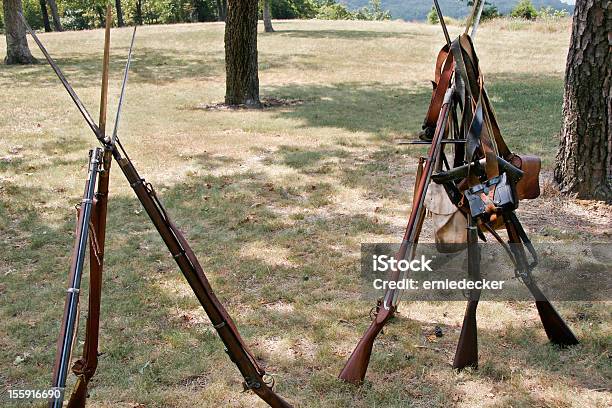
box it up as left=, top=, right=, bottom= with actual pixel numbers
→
left=338, top=0, right=579, bottom=384
left=23, top=5, right=292, bottom=408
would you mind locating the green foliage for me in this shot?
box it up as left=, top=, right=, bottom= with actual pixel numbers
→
left=272, top=0, right=318, bottom=19
left=316, top=2, right=355, bottom=20
left=538, top=6, right=568, bottom=19
left=315, top=0, right=390, bottom=20
left=341, top=0, right=572, bottom=21
left=17, top=0, right=45, bottom=30
left=481, top=4, right=501, bottom=20
left=427, top=6, right=439, bottom=24
left=510, top=0, right=538, bottom=20
left=462, top=1, right=500, bottom=21
left=353, top=0, right=391, bottom=20
left=25, top=0, right=222, bottom=30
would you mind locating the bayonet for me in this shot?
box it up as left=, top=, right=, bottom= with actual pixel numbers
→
left=18, top=13, right=105, bottom=144
left=24, top=13, right=293, bottom=408
left=433, top=0, right=451, bottom=47
left=98, top=5, right=112, bottom=137
left=471, top=0, right=486, bottom=39
left=111, top=26, right=137, bottom=147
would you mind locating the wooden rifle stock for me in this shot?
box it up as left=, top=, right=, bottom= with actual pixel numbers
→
left=505, top=219, right=579, bottom=346
left=67, top=150, right=111, bottom=408
left=68, top=7, right=112, bottom=405
left=338, top=307, right=393, bottom=383
left=112, top=145, right=292, bottom=408
left=25, top=19, right=292, bottom=407
left=50, top=149, right=102, bottom=408
left=453, top=300, right=479, bottom=369
left=339, top=86, right=455, bottom=384
left=452, top=215, right=481, bottom=369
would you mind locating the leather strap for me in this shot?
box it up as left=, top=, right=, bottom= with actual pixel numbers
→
left=423, top=46, right=455, bottom=131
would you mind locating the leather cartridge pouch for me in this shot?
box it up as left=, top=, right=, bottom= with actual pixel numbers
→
left=508, top=154, right=541, bottom=199
left=424, top=183, right=467, bottom=253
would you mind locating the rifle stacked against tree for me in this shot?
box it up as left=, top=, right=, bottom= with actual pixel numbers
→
left=21, top=10, right=292, bottom=408
left=340, top=0, right=578, bottom=383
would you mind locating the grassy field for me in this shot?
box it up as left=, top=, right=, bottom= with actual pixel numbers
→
left=1, top=18, right=610, bottom=408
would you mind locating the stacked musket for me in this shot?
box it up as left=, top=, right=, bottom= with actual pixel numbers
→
left=339, top=0, right=578, bottom=384
left=23, top=6, right=292, bottom=408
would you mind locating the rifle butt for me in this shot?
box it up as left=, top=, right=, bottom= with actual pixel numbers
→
left=252, top=386, right=293, bottom=408
left=452, top=300, right=479, bottom=370
left=339, top=315, right=390, bottom=384
left=534, top=299, right=579, bottom=346
left=66, top=376, right=87, bottom=408
left=524, top=280, right=578, bottom=346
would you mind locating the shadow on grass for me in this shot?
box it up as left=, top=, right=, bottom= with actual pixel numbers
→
left=0, top=47, right=315, bottom=89
left=265, top=82, right=433, bottom=140
left=363, top=309, right=605, bottom=405
left=264, top=74, right=564, bottom=162
left=1, top=146, right=608, bottom=406
left=0, top=47, right=221, bottom=88
left=274, top=29, right=422, bottom=40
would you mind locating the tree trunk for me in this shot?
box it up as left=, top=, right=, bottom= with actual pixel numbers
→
left=224, top=0, right=260, bottom=107
left=39, top=0, right=51, bottom=32
left=96, top=5, right=105, bottom=27
left=263, top=0, right=274, bottom=32
left=216, top=0, right=223, bottom=21
left=135, top=0, right=143, bottom=25
left=554, top=0, right=611, bottom=201
left=115, top=0, right=124, bottom=27
left=46, top=0, right=62, bottom=31
left=3, top=0, right=37, bottom=64
left=217, top=0, right=228, bottom=21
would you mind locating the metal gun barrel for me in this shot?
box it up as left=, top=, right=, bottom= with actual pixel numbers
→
left=432, top=156, right=524, bottom=185
left=50, top=148, right=101, bottom=408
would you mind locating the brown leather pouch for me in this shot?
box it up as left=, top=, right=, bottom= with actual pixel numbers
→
left=508, top=154, right=541, bottom=199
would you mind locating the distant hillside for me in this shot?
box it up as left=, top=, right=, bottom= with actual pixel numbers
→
left=340, top=0, right=574, bottom=21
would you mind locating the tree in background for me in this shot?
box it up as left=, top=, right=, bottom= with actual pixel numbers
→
left=510, top=0, right=538, bottom=19
left=3, top=0, right=37, bottom=64
left=262, top=0, right=273, bottom=32
left=426, top=6, right=438, bottom=24
left=116, top=0, right=124, bottom=26
left=225, top=0, right=260, bottom=107
left=134, top=0, right=143, bottom=24
left=47, top=0, right=62, bottom=30
left=216, top=0, right=227, bottom=20
left=39, top=0, right=51, bottom=31
left=39, top=1, right=51, bottom=29
left=555, top=0, right=611, bottom=201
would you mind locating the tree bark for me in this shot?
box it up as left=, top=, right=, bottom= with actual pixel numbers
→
left=224, top=0, right=261, bottom=107
left=217, top=0, right=228, bottom=21
left=96, top=5, right=105, bottom=27
left=135, top=0, right=143, bottom=25
left=263, top=0, right=274, bottom=32
left=39, top=0, right=51, bottom=32
left=554, top=0, right=611, bottom=201
left=3, top=0, right=37, bottom=64
left=216, top=0, right=223, bottom=20
left=115, top=0, right=124, bottom=27
left=46, top=0, right=62, bottom=31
